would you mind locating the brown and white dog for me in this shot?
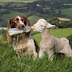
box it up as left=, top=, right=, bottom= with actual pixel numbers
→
left=7, top=16, right=38, bottom=58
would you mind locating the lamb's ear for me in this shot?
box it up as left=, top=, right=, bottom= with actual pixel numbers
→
left=46, top=23, right=56, bottom=29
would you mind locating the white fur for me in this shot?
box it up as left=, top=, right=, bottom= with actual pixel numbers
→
left=17, top=16, right=24, bottom=25
left=13, top=34, right=37, bottom=58
left=33, top=19, right=72, bottom=61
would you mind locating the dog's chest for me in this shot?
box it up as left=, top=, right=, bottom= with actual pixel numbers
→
left=13, top=38, right=28, bottom=50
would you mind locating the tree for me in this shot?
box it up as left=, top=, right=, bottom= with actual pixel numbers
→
left=58, top=21, right=72, bottom=28
left=47, top=16, right=59, bottom=26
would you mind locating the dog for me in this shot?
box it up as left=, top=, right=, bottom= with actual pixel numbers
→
left=7, top=16, right=38, bottom=59
left=33, top=19, right=72, bottom=61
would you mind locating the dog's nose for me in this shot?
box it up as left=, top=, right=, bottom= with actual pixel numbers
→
left=21, top=24, right=24, bottom=28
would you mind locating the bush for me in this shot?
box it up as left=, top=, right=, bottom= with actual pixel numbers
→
left=47, top=16, right=59, bottom=26
left=67, top=34, right=72, bottom=48
left=58, top=21, right=72, bottom=28
left=48, top=17, right=72, bottom=28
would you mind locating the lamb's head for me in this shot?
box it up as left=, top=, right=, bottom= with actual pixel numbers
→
left=33, top=19, right=56, bottom=32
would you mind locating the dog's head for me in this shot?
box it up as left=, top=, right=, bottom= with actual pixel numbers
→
left=7, top=16, right=30, bottom=42
left=33, top=19, right=56, bottom=32
left=8, top=16, right=30, bottom=30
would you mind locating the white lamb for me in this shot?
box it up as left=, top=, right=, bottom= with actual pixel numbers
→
left=33, top=19, right=72, bottom=61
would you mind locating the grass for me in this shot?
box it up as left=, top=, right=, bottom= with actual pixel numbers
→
left=0, top=0, right=36, bottom=3
left=2, top=11, right=28, bottom=25
left=0, top=28, right=72, bottom=72
left=61, top=7, right=72, bottom=17
left=4, top=11, right=28, bottom=19
left=0, top=34, right=3, bottom=39
left=0, top=9, right=7, bottom=12
left=9, top=3, right=26, bottom=7
left=28, top=15, right=43, bottom=26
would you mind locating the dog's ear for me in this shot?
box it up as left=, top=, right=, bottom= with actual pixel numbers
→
left=7, top=19, right=13, bottom=42
left=23, top=16, right=30, bottom=26
left=46, top=23, right=56, bottom=29
left=8, top=19, right=12, bottom=28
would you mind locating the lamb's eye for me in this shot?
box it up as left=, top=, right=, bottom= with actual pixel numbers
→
left=40, top=25, right=43, bottom=27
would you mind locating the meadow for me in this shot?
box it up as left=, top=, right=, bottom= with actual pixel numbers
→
left=0, top=1, right=72, bottom=27
left=61, top=7, right=72, bottom=18
left=0, top=0, right=36, bottom=3
left=0, top=28, right=72, bottom=72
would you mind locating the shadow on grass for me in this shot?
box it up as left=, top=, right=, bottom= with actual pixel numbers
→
left=67, top=34, right=72, bottom=48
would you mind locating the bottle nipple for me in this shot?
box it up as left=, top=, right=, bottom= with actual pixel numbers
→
left=31, top=26, right=34, bottom=30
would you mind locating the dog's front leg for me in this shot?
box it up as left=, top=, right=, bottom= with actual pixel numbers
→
left=33, top=51, right=37, bottom=59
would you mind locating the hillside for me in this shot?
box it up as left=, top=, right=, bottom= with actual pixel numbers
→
left=0, top=0, right=36, bottom=3
left=0, top=0, right=72, bottom=27
left=61, top=8, right=72, bottom=18
left=28, top=15, right=42, bottom=25
left=0, top=28, right=72, bottom=72
left=58, top=17, right=71, bottom=21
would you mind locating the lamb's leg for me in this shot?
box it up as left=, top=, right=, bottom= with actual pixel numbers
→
left=48, top=49, right=54, bottom=61
left=66, top=50, right=72, bottom=57
left=39, top=49, right=45, bottom=58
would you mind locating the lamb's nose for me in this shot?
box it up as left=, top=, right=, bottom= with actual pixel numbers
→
left=33, top=25, right=35, bottom=27
left=21, top=24, right=24, bottom=28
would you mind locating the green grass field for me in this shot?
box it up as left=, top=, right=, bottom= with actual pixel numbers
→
left=61, top=7, right=72, bottom=17
left=28, top=15, right=43, bottom=26
left=0, top=28, right=72, bottom=72
left=0, top=0, right=36, bottom=3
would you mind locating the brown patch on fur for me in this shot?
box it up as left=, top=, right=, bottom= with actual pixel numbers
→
left=23, top=16, right=30, bottom=26
left=7, top=16, right=30, bottom=42
left=31, top=52, right=34, bottom=58
left=34, top=39, right=39, bottom=53
left=25, top=32, right=30, bottom=38
left=7, top=19, right=14, bottom=42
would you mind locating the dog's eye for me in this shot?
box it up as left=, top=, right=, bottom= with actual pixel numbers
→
left=15, top=19, right=17, bottom=22
left=21, top=19, right=24, bottom=22
left=15, top=18, right=19, bottom=22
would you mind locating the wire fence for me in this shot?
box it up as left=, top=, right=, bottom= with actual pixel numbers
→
left=0, top=27, right=7, bottom=34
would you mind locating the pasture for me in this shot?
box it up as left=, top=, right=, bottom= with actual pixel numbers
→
left=61, top=7, right=72, bottom=17
left=0, top=1, right=72, bottom=27
left=28, top=15, right=42, bottom=25
left=0, top=28, right=72, bottom=72
left=0, top=0, right=36, bottom=3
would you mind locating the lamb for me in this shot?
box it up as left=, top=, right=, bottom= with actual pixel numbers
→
left=33, top=19, right=72, bottom=61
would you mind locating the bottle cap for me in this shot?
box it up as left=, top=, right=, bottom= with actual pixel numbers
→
left=31, top=26, right=34, bottom=30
